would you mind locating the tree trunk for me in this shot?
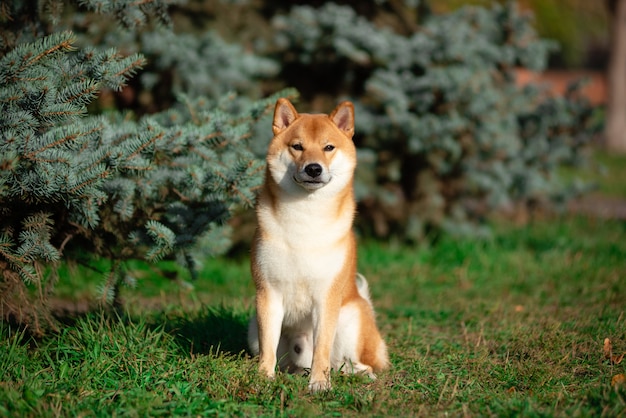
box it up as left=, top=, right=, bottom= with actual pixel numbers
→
left=606, top=0, right=626, bottom=152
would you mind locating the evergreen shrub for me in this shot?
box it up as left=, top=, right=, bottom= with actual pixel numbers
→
left=272, top=2, right=598, bottom=240
left=0, top=0, right=600, bottom=330
left=0, top=0, right=288, bottom=331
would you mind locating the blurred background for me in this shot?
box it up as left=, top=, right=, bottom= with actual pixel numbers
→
left=104, top=0, right=610, bottom=242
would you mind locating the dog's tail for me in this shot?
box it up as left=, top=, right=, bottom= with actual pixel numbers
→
left=355, top=273, right=373, bottom=305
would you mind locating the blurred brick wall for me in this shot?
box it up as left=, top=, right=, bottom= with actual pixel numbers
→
left=516, top=68, right=607, bottom=105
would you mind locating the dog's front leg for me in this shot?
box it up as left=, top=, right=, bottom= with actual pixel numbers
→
left=256, top=286, right=284, bottom=378
left=308, top=295, right=341, bottom=392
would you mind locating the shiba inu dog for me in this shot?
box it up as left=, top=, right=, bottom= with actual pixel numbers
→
left=248, top=98, right=389, bottom=393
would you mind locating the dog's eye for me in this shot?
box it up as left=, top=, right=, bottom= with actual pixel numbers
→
left=291, top=143, right=304, bottom=151
left=324, top=145, right=335, bottom=152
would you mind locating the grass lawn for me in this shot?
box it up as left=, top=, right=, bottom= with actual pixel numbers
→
left=1, top=150, right=626, bottom=416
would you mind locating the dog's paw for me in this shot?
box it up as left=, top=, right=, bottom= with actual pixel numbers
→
left=261, top=370, right=276, bottom=380
left=259, top=362, right=276, bottom=379
left=308, top=379, right=332, bottom=393
left=363, top=370, right=377, bottom=380
left=355, top=363, right=376, bottom=380
left=339, top=361, right=376, bottom=379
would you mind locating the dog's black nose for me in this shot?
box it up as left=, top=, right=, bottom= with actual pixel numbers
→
left=304, top=163, right=323, bottom=178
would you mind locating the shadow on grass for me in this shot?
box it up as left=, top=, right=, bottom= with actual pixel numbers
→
left=163, top=305, right=252, bottom=357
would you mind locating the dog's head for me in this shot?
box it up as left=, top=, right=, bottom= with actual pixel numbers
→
left=267, top=98, right=357, bottom=195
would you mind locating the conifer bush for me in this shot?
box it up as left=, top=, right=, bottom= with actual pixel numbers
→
left=272, top=3, right=597, bottom=240
left=0, top=0, right=600, bottom=330
left=0, top=1, right=286, bottom=331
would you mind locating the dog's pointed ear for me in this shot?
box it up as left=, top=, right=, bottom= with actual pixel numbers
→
left=273, top=98, right=299, bottom=135
left=330, top=101, right=355, bottom=139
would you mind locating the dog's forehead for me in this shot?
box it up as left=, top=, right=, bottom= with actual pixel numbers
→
left=291, top=114, right=343, bottom=141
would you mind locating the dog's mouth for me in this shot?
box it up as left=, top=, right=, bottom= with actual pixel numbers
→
left=293, top=176, right=330, bottom=190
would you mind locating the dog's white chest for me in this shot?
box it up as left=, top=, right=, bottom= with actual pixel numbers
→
left=255, top=201, right=350, bottom=324
left=257, top=239, right=346, bottom=318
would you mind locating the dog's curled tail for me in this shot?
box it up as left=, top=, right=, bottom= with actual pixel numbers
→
left=355, top=273, right=372, bottom=304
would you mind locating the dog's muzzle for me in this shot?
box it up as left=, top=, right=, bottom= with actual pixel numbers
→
left=294, top=163, right=331, bottom=190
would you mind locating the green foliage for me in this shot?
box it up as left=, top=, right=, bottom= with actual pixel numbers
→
left=0, top=0, right=291, bottom=332
left=0, top=0, right=602, bottom=330
left=560, top=149, right=626, bottom=198
left=138, top=30, right=279, bottom=102
left=0, top=29, right=143, bottom=300
left=272, top=3, right=598, bottom=240
left=526, top=0, right=606, bottom=67
left=77, top=0, right=175, bottom=28
left=0, top=0, right=170, bottom=54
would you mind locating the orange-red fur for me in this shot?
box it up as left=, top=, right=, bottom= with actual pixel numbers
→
left=248, top=99, right=389, bottom=392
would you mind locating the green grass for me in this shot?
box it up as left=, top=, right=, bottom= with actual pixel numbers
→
left=361, top=217, right=626, bottom=415
left=2, top=149, right=626, bottom=416
left=560, top=149, right=626, bottom=197
left=3, top=216, right=625, bottom=416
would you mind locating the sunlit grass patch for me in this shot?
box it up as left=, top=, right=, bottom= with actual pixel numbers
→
left=4, top=213, right=625, bottom=416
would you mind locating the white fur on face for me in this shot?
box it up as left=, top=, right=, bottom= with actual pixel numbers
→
left=269, top=149, right=355, bottom=197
